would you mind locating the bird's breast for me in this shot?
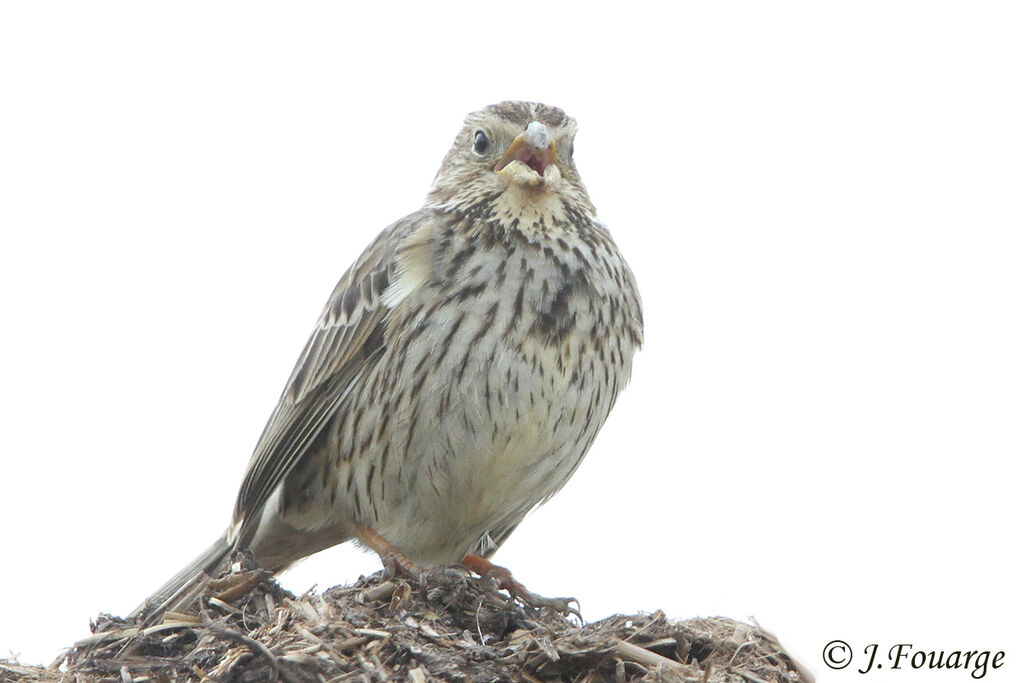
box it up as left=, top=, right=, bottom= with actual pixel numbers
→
left=321, top=219, right=640, bottom=563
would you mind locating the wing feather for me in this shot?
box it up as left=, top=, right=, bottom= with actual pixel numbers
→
left=230, top=212, right=434, bottom=543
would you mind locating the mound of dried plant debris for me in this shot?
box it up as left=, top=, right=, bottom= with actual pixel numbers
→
left=2, top=568, right=812, bottom=682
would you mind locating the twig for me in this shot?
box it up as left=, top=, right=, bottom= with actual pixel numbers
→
left=612, top=639, right=699, bottom=683
left=207, top=625, right=295, bottom=683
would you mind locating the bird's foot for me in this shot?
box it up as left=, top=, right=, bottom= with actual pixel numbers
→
left=381, top=553, right=419, bottom=580
left=460, top=553, right=580, bottom=619
left=354, top=523, right=420, bottom=579
left=353, top=526, right=579, bottom=617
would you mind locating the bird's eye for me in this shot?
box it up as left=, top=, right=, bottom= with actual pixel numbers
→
left=472, top=130, right=490, bottom=156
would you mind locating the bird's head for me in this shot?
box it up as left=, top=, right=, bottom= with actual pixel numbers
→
left=427, top=102, right=595, bottom=231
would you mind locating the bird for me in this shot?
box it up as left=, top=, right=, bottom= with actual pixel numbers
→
left=137, top=101, right=643, bottom=618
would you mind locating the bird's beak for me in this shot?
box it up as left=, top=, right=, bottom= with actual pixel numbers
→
left=495, top=121, right=558, bottom=183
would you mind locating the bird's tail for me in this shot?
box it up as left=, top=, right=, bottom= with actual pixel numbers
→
left=130, top=533, right=233, bottom=621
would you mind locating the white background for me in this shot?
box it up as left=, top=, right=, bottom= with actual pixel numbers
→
left=2, top=2, right=1021, bottom=680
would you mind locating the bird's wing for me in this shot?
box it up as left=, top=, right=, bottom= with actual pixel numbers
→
left=230, top=211, right=434, bottom=543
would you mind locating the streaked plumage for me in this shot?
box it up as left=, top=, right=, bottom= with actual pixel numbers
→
left=139, top=101, right=642, bottom=615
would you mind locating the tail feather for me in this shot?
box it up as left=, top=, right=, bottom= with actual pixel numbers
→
left=131, top=533, right=233, bottom=620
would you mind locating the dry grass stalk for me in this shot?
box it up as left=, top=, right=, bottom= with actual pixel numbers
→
left=2, top=569, right=811, bottom=682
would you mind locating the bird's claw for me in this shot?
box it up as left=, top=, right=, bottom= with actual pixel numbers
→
left=514, top=590, right=581, bottom=619
left=459, top=555, right=581, bottom=618
left=380, top=553, right=419, bottom=581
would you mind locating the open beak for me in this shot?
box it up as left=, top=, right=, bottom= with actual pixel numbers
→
left=495, top=121, right=557, bottom=178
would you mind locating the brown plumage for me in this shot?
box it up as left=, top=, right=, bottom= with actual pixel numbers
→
left=139, top=101, right=643, bottom=616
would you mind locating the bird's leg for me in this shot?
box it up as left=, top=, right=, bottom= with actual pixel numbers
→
left=460, top=553, right=580, bottom=618
left=354, top=524, right=420, bottom=579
